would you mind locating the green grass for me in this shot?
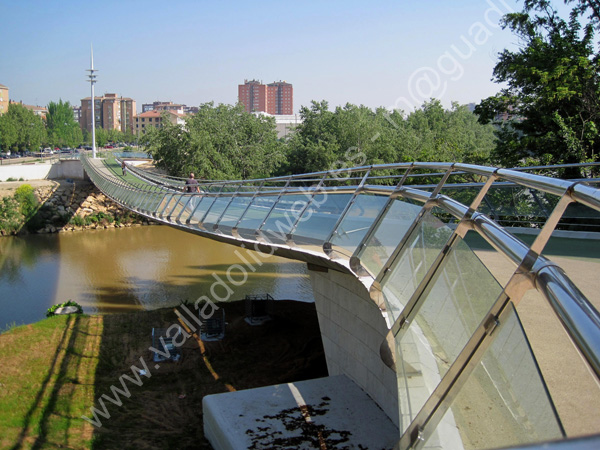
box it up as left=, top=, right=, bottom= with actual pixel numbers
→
left=102, top=155, right=149, bottom=185
left=0, top=314, right=100, bottom=450
left=0, top=302, right=326, bottom=450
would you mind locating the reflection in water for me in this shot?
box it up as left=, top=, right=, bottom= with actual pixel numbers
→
left=0, top=226, right=313, bottom=330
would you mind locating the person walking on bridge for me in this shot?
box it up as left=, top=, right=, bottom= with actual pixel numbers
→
left=185, top=172, right=201, bottom=212
left=185, top=173, right=200, bottom=193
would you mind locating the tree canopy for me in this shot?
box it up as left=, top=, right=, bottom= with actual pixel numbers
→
left=284, top=100, right=496, bottom=175
left=145, top=103, right=285, bottom=179
left=0, top=103, right=46, bottom=152
left=46, top=99, right=82, bottom=148
left=475, top=0, right=600, bottom=168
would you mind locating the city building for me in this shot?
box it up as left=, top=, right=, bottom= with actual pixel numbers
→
left=238, top=80, right=293, bottom=115
left=0, top=83, right=8, bottom=115
left=142, top=101, right=186, bottom=114
left=267, top=81, right=293, bottom=115
left=134, top=110, right=185, bottom=134
left=80, top=93, right=137, bottom=134
left=72, top=105, right=81, bottom=123
left=10, top=100, right=47, bottom=119
left=141, top=101, right=197, bottom=115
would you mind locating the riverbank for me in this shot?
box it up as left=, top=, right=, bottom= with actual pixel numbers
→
left=0, top=300, right=327, bottom=450
left=0, top=179, right=152, bottom=236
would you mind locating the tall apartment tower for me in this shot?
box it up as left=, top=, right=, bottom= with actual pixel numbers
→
left=267, top=81, right=293, bottom=115
left=80, top=93, right=137, bottom=134
left=238, top=80, right=293, bottom=115
left=238, top=80, right=267, bottom=114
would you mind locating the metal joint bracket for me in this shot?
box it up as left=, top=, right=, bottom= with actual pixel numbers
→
left=483, top=314, right=500, bottom=336
left=409, top=426, right=426, bottom=450
left=285, top=233, right=295, bottom=247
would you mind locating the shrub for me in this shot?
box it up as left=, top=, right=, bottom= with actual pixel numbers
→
left=14, top=184, right=37, bottom=218
left=0, top=197, right=23, bottom=234
left=69, top=215, right=85, bottom=226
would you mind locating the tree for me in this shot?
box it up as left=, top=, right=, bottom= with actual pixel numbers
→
left=146, top=104, right=285, bottom=180
left=476, top=0, right=600, bottom=170
left=0, top=103, right=46, bottom=152
left=285, top=99, right=496, bottom=176
left=94, top=128, right=110, bottom=148
left=405, top=100, right=496, bottom=164
left=46, top=99, right=82, bottom=148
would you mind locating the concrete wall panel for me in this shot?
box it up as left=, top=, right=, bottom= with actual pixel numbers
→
left=309, top=267, right=399, bottom=427
left=0, top=160, right=85, bottom=181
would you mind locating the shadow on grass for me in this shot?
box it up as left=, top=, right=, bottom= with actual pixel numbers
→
left=9, top=316, right=75, bottom=450
left=83, top=294, right=327, bottom=450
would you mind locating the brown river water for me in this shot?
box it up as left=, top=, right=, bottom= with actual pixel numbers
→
left=0, top=225, right=313, bottom=330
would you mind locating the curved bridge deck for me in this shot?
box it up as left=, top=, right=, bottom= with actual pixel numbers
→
left=83, top=155, right=600, bottom=450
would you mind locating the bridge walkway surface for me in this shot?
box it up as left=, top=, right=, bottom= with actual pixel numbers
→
left=82, top=154, right=600, bottom=450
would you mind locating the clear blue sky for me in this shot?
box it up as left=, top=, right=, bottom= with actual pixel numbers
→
left=1, top=0, right=523, bottom=113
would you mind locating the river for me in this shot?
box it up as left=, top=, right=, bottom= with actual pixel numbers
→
left=0, top=225, right=314, bottom=331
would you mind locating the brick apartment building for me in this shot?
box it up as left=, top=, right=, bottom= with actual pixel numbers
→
left=238, top=80, right=293, bottom=115
left=80, top=93, right=137, bottom=134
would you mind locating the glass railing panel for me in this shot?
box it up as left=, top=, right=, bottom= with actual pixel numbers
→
left=381, top=208, right=454, bottom=323
left=394, top=233, right=503, bottom=433
left=148, top=192, right=167, bottom=214
left=218, top=196, right=252, bottom=228
left=561, top=201, right=600, bottom=232
left=293, top=193, right=354, bottom=246
left=164, top=196, right=188, bottom=220
left=423, top=304, right=563, bottom=450
left=127, top=189, right=149, bottom=208
left=235, top=196, right=278, bottom=239
left=155, top=194, right=176, bottom=217
left=479, top=186, right=558, bottom=226
left=329, top=193, right=389, bottom=256
left=261, top=194, right=316, bottom=242
left=359, top=198, right=422, bottom=278
left=202, top=197, right=233, bottom=227
left=185, top=196, right=211, bottom=225
left=439, top=187, right=480, bottom=208
left=174, top=194, right=196, bottom=221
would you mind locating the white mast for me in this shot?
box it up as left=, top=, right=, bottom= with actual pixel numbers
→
left=86, top=44, right=98, bottom=158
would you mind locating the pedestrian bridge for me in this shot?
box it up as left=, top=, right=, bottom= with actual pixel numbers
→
left=82, top=154, right=600, bottom=450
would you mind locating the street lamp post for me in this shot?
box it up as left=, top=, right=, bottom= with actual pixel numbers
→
left=86, top=45, right=98, bottom=159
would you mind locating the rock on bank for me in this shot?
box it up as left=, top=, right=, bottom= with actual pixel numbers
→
left=0, top=180, right=153, bottom=235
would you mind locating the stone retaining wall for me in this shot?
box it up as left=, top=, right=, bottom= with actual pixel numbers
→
left=1, top=180, right=152, bottom=235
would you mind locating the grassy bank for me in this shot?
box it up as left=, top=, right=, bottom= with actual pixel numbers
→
left=0, top=301, right=327, bottom=450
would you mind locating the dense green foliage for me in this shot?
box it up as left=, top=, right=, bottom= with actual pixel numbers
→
left=146, top=103, right=286, bottom=179
left=147, top=100, right=496, bottom=179
left=0, top=103, right=47, bottom=152
left=0, top=184, right=38, bottom=234
left=476, top=0, right=600, bottom=170
left=46, top=99, right=83, bottom=148
left=0, top=99, right=134, bottom=152
left=14, top=184, right=37, bottom=217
